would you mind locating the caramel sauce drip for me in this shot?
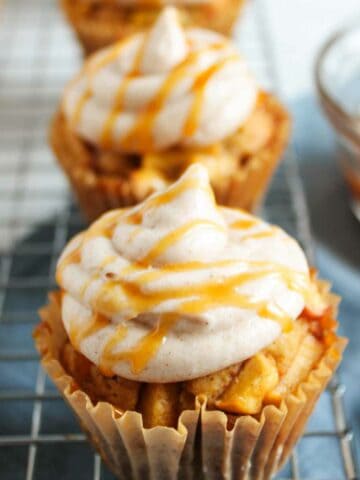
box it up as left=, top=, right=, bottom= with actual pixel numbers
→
left=71, top=36, right=135, bottom=129
left=100, top=314, right=177, bottom=376
left=69, top=312, right=110, bottom=351
left=92, top=265, right=307, bottom=331
left=183, top=55, right=238, bottom=138
left=56, top=247, right=81, bottom=286
left=141, top=219, right=225, bottom=265
left=56, top=215, right=122, bottom=307
left=120, top=43, right=227, bottom=152
left=85, top=213, right=120, bottom=240
left=56, top=213, right=120, bottom=286
left=88, top=40, right=133, bottom=74
left=101, top=34, right=149, bottom=147
left=99, top=323, right=128, bottom=376
left=231, top=218, right=258, bottom=230
left=231, top=218, right=281, bottom=241
left=101, top=77, right=132, bottom=148
left=240, top=230, right=278, bottom=242
left=131, top=33, right=148, bottom=75
left=71, top=89, right=92, bottom=129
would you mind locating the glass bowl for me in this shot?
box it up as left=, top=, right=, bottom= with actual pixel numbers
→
left=315, top=21, right=360, bottom=222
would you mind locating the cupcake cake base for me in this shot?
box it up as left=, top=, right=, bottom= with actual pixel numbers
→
left=34, top=281, right=346, bottom=480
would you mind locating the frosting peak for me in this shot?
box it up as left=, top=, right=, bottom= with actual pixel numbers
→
left=57, top=164, right=312, bottom=383
left=117, top=164, right=226, bottom=265
left=141, top=7, right=187, bottom=73
left=63, top=8, right=258, bottom=153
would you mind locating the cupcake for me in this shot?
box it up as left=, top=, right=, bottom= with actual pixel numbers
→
left=35, top=164, right=345, bottom=479
left=50, top=8, right=290, bottom=222
left=60, top=0, right=246, bottom=55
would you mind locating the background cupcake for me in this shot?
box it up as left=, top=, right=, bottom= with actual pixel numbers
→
left=51, top=8, right=290, bottom=222
left=35, top=164, right=346, bottom=479
left=61, top=0, right=246, bottom=55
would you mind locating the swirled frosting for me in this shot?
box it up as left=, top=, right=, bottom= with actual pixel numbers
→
left=62, top=7, right=258, bottom=153
left=56, top=164, right=313, bottom=383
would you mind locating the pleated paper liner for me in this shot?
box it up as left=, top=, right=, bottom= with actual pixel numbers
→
left=50, top=93, right=290, bottom=223
left=60, top=0, right=246, bottom=56
left=34, top=285, right=346, bottom=480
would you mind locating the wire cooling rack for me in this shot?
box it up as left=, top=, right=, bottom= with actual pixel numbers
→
left=0, top=0, right=358, bottom=479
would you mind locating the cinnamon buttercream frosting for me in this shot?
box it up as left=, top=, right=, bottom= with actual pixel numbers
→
left=56, top=164, right=314, bottom=382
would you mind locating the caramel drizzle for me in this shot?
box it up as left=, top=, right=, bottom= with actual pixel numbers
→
left=239, top=230, right=278, bottom=242
left=100, top=34, right=149, bottom=147
left=56, top=213, right=121, bottom=293
left=141, top=219, right=225, bottom=265
left=70, top=36, right=137, bottom=129
left=131, top=32, right=149, bottom=75
left=100, top=314, right=177, bottom=376
left=63, top=258, right=308, bottom=376
left=67, top=263, right=304, bottom=376
left=70, top=36, right=230, bottom=152
left=88, top=40, right=133, bottom=75
left=85, top=212, right=120, bottom=241
left=183, top=55, right=238, bottom=138
left=65, top=256, right=308, bottom=375
left=120, top=44, right=230, bottom=152
left=99, top=323, right=128, bottom=376
left=231, top=218, right=258, bottom=230
left=71, top=89, right=92, bottom=129
left=68, top=312, right=110, bottom=351
left=91, top=265, right=308, bottom=327
left=101, top=77, right=132, bottom=148
left=231, top=219, right=281, bottom=242
left=56, top=246, right=81, bottom=287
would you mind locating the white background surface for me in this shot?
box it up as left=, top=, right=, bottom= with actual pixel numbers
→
left=264, top=0, right=360, bottom=99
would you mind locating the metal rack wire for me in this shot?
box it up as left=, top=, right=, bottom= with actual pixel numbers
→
left=0, top=0, right=358, bottom=478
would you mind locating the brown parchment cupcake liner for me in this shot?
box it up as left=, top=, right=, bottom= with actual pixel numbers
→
left=34, top=284, right=346, bottom=480
left=60, top=0, right=246, bottom=56
left=50, top=93, right=290, bottom=222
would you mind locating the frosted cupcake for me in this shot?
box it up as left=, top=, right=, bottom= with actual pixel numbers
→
left=60, top=0, right=246, bottom=55
left=50, top=8, right=290, bottom=222
left=35, top=164, right=345, bottom=479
